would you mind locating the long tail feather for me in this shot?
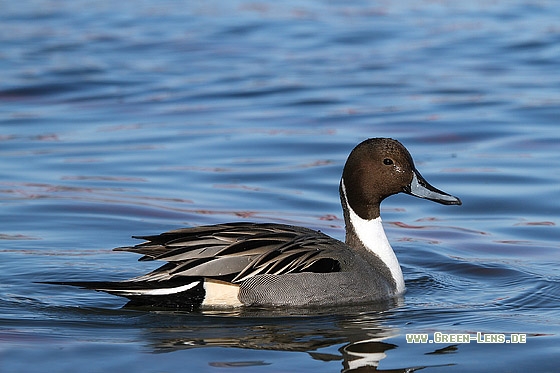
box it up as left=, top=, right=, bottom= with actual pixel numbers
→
left=39, top=279, right=206, bottom=309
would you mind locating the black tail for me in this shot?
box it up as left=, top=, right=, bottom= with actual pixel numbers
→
left=39, top=278, right=206, bottom=310
left=39, top=280, right=124, bottom=292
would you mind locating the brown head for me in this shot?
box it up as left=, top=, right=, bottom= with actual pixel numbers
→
left=340, top=138, right=461, bottom=220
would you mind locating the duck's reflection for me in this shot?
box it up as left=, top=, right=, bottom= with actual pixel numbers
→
left=132, top=300, right=435, bottom=372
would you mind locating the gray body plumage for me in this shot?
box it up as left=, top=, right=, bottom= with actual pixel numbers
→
left=115, top=222, right=396, bottom=306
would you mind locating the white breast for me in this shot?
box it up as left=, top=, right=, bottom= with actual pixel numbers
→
left=341, top=181, right=405, bottom=294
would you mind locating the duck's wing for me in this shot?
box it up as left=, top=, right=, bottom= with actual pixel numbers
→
left=42, top=223, right=346, bottom=308
left=116, top=222, right=342, bottom=284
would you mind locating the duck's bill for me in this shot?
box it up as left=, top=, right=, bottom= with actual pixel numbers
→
left=404, top=171, right=462, bottom=205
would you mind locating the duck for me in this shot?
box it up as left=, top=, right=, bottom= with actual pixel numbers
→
left=45, top=138, right=461, bottom=309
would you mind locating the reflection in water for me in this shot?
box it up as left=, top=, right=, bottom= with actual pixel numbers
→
left=144, top=310, right=397, bottom=371
left=123, top=301, right=450, bottom=372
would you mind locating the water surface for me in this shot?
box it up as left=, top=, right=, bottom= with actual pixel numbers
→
left=1, top=1, right=559, bottom=372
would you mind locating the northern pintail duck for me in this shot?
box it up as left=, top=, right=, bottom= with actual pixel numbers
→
left=46, top=138, right=461, bottom=309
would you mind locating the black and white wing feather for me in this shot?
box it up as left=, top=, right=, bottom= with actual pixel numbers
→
left=118, top=222, right=342, bottom=283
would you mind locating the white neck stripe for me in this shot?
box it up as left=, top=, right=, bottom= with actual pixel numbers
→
left=341, top=179, right=405, bottom=294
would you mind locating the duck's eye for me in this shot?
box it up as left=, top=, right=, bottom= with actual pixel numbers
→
left=383, top=158, right=394, bottom=165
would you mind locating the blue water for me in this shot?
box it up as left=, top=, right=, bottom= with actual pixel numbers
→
left=1, top=1, right=559, bottom=372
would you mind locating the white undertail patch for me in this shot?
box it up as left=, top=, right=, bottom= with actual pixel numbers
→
left=202, top=280, right=243, bottom=307
left=341, top=180, right=405, bottom=294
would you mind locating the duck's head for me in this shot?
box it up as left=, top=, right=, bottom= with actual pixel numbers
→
left=340, top=138, right=461, bottom=220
